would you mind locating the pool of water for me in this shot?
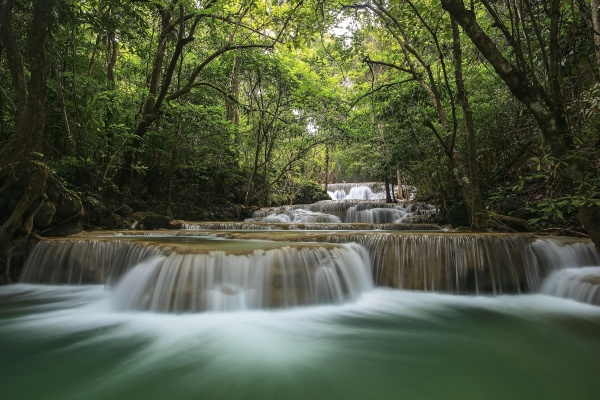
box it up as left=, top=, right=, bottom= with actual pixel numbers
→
left=1, top=284, right=600, bottom=400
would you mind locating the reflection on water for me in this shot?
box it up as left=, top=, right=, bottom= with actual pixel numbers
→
left=1, top=284, right=600, bottom=400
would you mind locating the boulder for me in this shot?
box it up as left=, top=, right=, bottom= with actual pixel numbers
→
left=33, top=200, right=56, bottom=228
left=141, top=213, right=174, bottom=230
left=127, top=199, right=148, bottom=212
left=114, top=204, right=133, bottom=218
left=105, top=213, right=129, bottom=230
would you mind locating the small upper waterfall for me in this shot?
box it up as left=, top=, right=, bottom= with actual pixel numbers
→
left=326, top=182, right=416, bottom=201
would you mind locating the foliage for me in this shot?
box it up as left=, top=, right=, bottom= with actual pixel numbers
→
left=0, top=0, right=598, bottom=229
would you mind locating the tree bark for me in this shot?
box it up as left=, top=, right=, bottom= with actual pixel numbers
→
left=591, top=0, right=600, bottom=74
left=451, top=16, right=484, bottom=227
left=385, top=177, right=393, bottom=203
left=51, top=42, right=75, bottom=155
left=396, top=170, right=404, bottom=200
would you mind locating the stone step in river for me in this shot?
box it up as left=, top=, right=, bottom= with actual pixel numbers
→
left=18, top=230, right=600, bottom=311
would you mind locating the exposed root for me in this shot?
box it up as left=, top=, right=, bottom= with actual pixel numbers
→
left=0, top=161, right=48, bottom=283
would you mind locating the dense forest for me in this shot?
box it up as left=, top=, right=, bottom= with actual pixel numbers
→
left=1, top=0, right=599, bottom=280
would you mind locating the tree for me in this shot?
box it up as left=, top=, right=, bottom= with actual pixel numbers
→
left=343, top=0, right=485, bottom=225
left=441, top=0, right=600, bottom=248
left=0, top=0, right=83, bottom=282
left=116, top=0, right=303, bottom=194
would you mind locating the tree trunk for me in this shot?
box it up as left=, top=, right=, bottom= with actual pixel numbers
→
left=592, top=0, right=600, bottom=75
left=451, top=16, right=484, bottom=227
left=324, top=144, right=329, bottom=191
left=107, top=30, right=118, bottom=85
left=51, top=42, right=75, bottom=155
left=396, top=170, right=404, bottom=200
left=384, top=177, right=393, bottom=203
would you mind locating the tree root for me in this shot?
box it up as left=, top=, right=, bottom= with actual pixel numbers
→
left=486, top=211, right=532, bottom=232
left=0, top=162, right=48, bottom=283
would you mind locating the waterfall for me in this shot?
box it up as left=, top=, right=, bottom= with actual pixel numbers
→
left=182, top=222, right=442, bottom=231
left=248, top=200, right=436, bottom=224
left=20, top=240, right=162, bottom=285
left=531, top=237, right=600, bottom=273
left=326, top=182, right=417, bottom=201
left=540, top=267, right=600, bottom=306
left=275, top=232, right=540, bottom=294
left=345, top=186, right=374, bottom=200
left=19, top=237, right=372, bottom=312
left=111, top=242, right=372, bottom=312
left=24, top=231, right=598, bottom=298
left=175, top=231, right=599, bottom=295
left=533, top=238, right=600, bottom=305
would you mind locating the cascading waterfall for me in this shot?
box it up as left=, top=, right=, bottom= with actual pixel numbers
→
left=19, top=237, right=372, bottom=312
left=205, top=231, right=541, bottom=293
left=326, top=182, right=416, bottom=201
left=111, top=242, right=372, bottom=312
left=12, top=182, right=600, bottom=310
left=20, top=240, right=162, bottom=285
left=24, top=231, right=598, bottom=303
left=345, top=186, right=374, bottom=200
left=540, top=267, right=600, bottom=305
left=531, top=237, right=600, bottom=305
left=531, top=237, right=600, bottom=272
left=181, top=222, right=443, bottom=231
left=175, top=231, right=599, bottom=295
left=4, top=182, right=600, bottom=400
left=248, top=200, right=436, bottom=224
left=326, top=182, right=381, bottom=200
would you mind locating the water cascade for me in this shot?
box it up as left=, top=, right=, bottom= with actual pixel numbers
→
left=25, top=230, right=600, bottom=299
left=111, top=242, right=371, bottom=312
left=181, top=221, right=443, bottom=231
left=18, top=236, right=372, bottom=311
left=248, top=201, right=436, bottom=224
left=326, top=182, right=416, bottom=201
left=3, top=182, right=600, bottom=399
left=20, top=239, right=162, bottom=285
left=540, top=267, right=600, bottom=306
left=177, top=230, right=598, bottom=294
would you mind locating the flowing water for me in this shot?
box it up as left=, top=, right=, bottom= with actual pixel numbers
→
left=1, top=285, right=600, bottom=400
left=2, top=192, right=600, bottom=399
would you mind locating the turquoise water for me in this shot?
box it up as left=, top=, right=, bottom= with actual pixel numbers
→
left=1, top=284, right=600, bottom=400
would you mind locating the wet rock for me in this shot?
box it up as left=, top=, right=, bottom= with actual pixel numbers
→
left=129, top=212, right=176, bottom=230
left=115, top=204, right=133, bottom=218
left=40, top=174, right=84, bottom=236
left=83, top=199, right=108, bottom=227
left=33, top=200, right=56, bottom=228
left=141, top=213, right=174, bottom=230
left=54, top=190, right=82, bottom=216
left=105, top=213, right=129, bottom=230
left=127, top=199, right=148, bottom=212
